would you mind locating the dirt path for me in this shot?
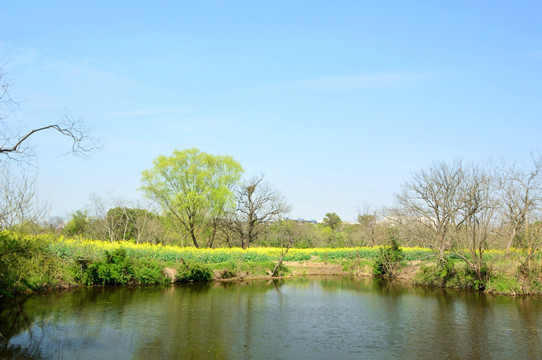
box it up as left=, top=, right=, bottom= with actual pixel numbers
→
left=284, top=260, right=348, bottom=276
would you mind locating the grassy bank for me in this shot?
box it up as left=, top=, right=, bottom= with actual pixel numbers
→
left=1, top=231, right=541, bottom=298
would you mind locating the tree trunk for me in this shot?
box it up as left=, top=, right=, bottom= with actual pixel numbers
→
left=190, top=228, right=199, bottom=248
left=271, top=246, right=291, bottom=277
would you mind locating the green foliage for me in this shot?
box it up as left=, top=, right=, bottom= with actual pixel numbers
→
left=372, top=237, right=404, bottom=277
left=209, top=260, right=239, bottom=279
left=64, top=210, right=90, bottom=236
left=323, top=212, right=342, bottom=231
left=414, top=260, right=460, bottom=288
left=83, top=248, right=133, bottom=285
left=176, top=260, right=213, bottom=282
left=131, top=258, right=169, bottom=285
left=0, top=232, right=68, bottom=297
left=140, top=148, right=243, bottom=248
left=5, top=232, right=542, bottom=296
left=272, top=263, right=290, bottom=277
left=211, top=260, right=281, bottom=277
left=517, top=261, right=542, bottom=293
left=342, top=258, right=375, bottom=275
left=486, top=275, right=521, bottom=294
left=78, top=248, right=169, bottom=285
left=463, top=265, right=491, bottom=291
left=414, top=261, right=492, bottom=291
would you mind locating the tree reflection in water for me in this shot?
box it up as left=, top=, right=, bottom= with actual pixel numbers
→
left=0, top=277, right=541, bottom=359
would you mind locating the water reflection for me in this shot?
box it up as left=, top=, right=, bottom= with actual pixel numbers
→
left=1, top=277, right=542, bottom=359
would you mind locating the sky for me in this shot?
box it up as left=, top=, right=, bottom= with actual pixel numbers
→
left=1, top=1, right=542, bottom=222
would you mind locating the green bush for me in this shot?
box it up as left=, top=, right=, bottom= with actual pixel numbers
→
left=132, top=258, right=168, bottom=285
left=486, top=275, right=521, bottom=294
left=413, top=260, right=459, bottom=288
left=176, top=261, right=213, bottom=282
left=0, top=232, right=68, bottom=298
left=79, top=249, right=169, bottom=285
left=83, top=249, right=134, bottom=285
left=414, top=261, right=493, bottom=291
left=372, top=238, right=404, bottom=277
left=463, top=265, right=491, bottom=291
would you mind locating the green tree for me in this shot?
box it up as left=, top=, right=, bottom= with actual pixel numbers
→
left=64, top=210, right=90, bottom=236
left=323, top=212, right=342, bottom=230
left=140, top=148, right=243, bottom=248
left=323, top=212, right=342, bottom=243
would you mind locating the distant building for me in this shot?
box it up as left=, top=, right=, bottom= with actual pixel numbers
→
left=284, top=217, right=318, bottom=224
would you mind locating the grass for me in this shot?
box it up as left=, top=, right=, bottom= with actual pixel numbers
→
left=2, top=231, right=542, bottom=297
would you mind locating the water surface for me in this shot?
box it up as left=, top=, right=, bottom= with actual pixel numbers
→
left=1, top=277, right=541, bottom=359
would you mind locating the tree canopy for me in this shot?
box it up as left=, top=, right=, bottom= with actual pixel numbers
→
left=140, top=148, right=243, bottom=248
left=323, top=212, right=342, bottom=231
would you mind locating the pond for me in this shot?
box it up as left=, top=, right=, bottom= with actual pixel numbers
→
left=1, top=276, right=541, bottom=359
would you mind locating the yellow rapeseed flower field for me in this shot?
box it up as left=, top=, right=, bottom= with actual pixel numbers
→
left=3, top=231, right=528, bottom=263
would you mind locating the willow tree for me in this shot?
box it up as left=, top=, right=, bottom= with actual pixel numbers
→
left=140, top=148, right=243, bottom=248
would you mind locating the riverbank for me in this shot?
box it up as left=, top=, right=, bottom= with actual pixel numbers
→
left=1, top=257, right=539, bottom=298
left=1, top=232, right=541, bottom=298
left=210, top=258, right=541, bottom=296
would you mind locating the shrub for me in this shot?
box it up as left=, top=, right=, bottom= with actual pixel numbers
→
left=76, top=250, right=169, bottom=286
left=486, top=275, right=521, bottom=294
left=176, top=260, right=213, bottom=282
left=413, top=260, right=459, bottom=288
left=132, top=258, right=168, bottom=285
left=372, top=238, right=404, bottom=278
left=0, top=232, right=67, bottom=297
left=83, top=249, right=133, bottom=285
left=463, top=265, right=491, bottom=291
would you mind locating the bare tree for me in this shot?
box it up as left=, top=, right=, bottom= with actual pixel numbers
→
left=130, top=202, right=161, bottom=244
left=499, top=156, right=542, bottom=259
left=271, top=220, right=299, bottom=277
left=0, top=166, right=48, bottom=229
left=396, top=160, right=509, bottom=288
left=453, top=164, right=502, bottom=286
left=229, top=175, right=291, bottom=249
left=0, top=119, right=94, bottom=157
left=89, top=194, right=123, bottom=242
left=87, top=195, right=160, bottom=243
left=0, top=67, right=97, bottom=232
left=395, top=160, right=466, bottom=262
left=0, top=68, right=98, bottom=163
left=357, top=204, right=385, bottom=246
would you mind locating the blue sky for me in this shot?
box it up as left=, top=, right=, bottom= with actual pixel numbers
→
left=2, top=1, right=542, bottom=222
